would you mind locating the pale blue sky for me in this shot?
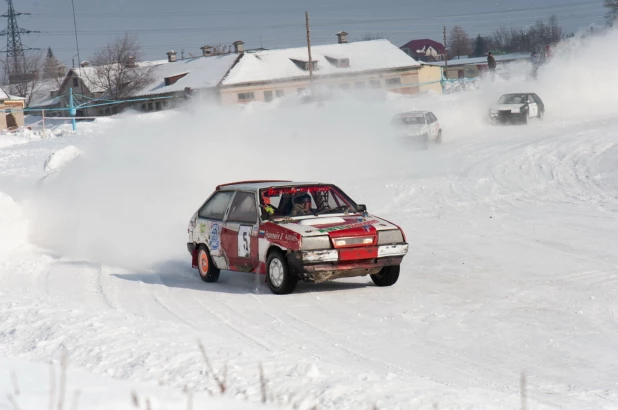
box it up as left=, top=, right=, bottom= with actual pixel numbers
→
left=5, top=0, right=606, bottom=68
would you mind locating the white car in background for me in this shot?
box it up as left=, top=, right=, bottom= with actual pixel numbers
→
left=391, top=111, right=442, bottom=150
left=489, top=93, right=545, bottom=125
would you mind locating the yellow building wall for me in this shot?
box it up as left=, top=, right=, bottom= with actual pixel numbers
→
left=417, top=65, right=443, bottom=94
left=219, top=68, right=427, bottom=105
left=445, top=65, right=479, bottom=79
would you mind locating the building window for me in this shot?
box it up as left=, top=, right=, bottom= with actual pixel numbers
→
left=264, top=90, right=273, bottom=102
left=354, top=81, right=365, bottom=89
left=155, top=101, right=161, bottom=110
left=369, top=79, right=381, bottom=88
left=275, top=89, right=284, bottom=98
left=238, top=92, right=255, bottom=102
left=72, top=77, right=79, bottom=87
left=385, top=77, right=401, bottom=86
left=458, top=70, right=464, bottom=78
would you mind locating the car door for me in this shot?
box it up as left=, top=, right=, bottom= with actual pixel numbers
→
left=527, top=94, right=538, bottom=117
left=195, top=190, right=235, bottom=269
left=426, top=113, right=438, bottom=137
left=221, top=191, right=260, bottom=272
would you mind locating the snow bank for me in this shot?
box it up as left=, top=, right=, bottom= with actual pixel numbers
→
left=44, top=145, right=82, bottom=174
left=0, top=357, right=278, bottom=410
left=0, top=192, right=27, bottom=253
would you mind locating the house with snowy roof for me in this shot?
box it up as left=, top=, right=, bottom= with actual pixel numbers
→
left=400, top=39, right=446, bottom=62
left=426, top=52, right=532, bottom=79
left=48, top=32, right=441, bottom=116
left=218, top=33, right=442, bottom=105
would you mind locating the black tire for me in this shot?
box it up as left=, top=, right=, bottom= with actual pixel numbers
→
left=371, top=265, right=400, bottom=287
left=538, top=110, right=544, bottom=121
left=435, top=130, right=443, bottom=144
left=266, top=250, right=298, bottom=295
left=521, top=113, right=528, bottom=124
left=197, top=245, right=220, bottom=283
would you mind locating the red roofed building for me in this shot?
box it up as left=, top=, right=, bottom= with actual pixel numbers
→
left=400, top=39, right=446, bottom=62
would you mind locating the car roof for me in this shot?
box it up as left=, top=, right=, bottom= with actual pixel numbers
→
left=396, top=110, right=431, bottom=115
left=501, top=92, right=539, bottom=96
left=216, top=180, right=330, bottom=192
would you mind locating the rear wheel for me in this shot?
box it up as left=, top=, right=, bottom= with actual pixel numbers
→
left=435, top=130, right=443, bottom=144
left=421, top=134, right=429, bottom=150
left=197, top=245, right=220, bottom=283
left=371, top=265, right=400, bottom=287
left=266, top=251, right=298, bottom=295
left=538, top=110, right=544, bottom=121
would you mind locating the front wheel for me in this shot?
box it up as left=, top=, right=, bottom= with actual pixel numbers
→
left=266, top=251, right=298, bottom=295
left=197, top=245, right=220, bottom=283
left=371, top=265, right=400, bottom=287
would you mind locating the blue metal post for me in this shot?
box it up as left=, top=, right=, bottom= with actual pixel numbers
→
left=69, top=87, right=76, bottom=131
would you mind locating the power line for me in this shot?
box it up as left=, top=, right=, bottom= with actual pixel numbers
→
left=0, top=0, right=40, bottom=85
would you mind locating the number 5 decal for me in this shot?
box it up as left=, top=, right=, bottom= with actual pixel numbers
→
left=238, top=226, right=252, bottom=258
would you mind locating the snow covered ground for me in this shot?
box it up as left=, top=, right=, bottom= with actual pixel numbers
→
left=1, top=29, right=618, bottom=410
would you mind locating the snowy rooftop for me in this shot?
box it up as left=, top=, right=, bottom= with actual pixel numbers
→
left=426, top=52, right=531, bottom=67
left=133, top=54, right=240, bottom=97
left=69, top=59, right=171, bottom=94
left=221, top=40, right=420, bottom=86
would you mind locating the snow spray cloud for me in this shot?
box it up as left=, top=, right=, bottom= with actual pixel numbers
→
left=26, top=93, right=446, bottom=271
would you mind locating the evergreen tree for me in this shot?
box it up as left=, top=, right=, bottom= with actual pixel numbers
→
left=473, top=34, right=488, bottom=57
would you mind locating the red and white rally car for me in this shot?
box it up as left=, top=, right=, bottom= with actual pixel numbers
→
left=187, top=181, right=409, bottom=294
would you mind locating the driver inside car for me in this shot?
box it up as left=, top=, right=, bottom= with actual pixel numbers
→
left=290, top=193, right=313, bottom=216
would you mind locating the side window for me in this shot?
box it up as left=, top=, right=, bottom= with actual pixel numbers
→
left=227, top=192, right=257, bottom=223
left=198, top=191, right=234, bottom=220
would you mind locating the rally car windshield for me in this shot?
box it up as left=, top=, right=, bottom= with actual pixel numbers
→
left=392, top=114, right=426, bottom=125
left=260, top=185, right=358, bottom=219
left=498, top=94, right=527, bottom=104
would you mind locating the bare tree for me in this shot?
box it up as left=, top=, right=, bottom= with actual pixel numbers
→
left=490, top=16, right=565, bottom=54
left=358, top=33, right=387, bottom=41
left=605, top=0, right=618, bottom=26
left=1, top=51, right=45, bottom=106
left=83, top=34, right=156, bottom=101
left=448, top=26, right=472, bottom=58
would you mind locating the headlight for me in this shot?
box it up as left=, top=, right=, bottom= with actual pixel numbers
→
left=332, top=236, right=375, bottom=248
left=378, top=244, right=409, bottom=257
left=377, top=229, right=404, bottom=244
left=301, top=236, right=331, bottom=250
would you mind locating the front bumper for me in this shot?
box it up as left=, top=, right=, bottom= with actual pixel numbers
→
left=287, top=243, right=408, bottom=283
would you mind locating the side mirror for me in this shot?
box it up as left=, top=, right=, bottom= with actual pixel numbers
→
left=356, top=204, right=367, bottom=213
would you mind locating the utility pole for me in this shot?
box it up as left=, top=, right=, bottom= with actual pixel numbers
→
left=443, top=26, right=448, bottom=80
left=305, top=11, right=313, bottom=89
left=0, top=0, right=40, bottom=85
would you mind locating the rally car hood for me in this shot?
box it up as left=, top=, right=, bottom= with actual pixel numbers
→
left=491, top=103, right=525, bottom=111
left=270, top=214, right=399, bottom=237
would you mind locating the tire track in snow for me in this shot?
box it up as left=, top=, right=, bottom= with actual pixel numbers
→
left=194, top=298, right=273, bottom=352
left=96, top=267, right=116, bottom=311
